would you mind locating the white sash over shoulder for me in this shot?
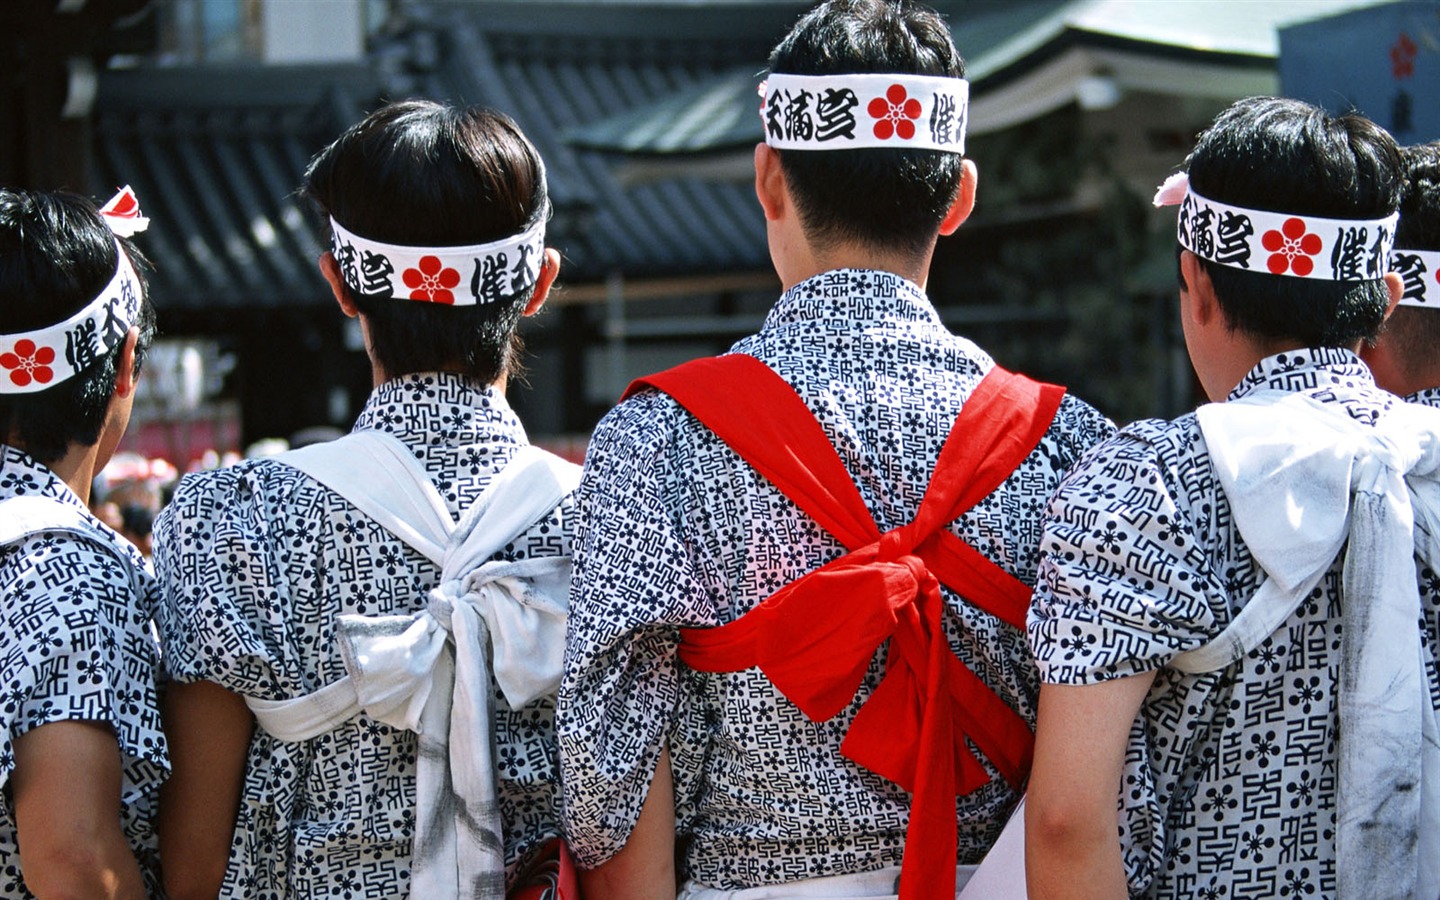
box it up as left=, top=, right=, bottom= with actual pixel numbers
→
left=249, top=431, right=579, bottom=900
left=1180, top=391, right=1440, bottom=900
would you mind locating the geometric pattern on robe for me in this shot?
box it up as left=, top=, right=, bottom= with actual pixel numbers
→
left=0, top=444, right=168, bottom=898
left=560, top=268, right=1115, bottom=889
left=154, top=373, right=573, bottom=899
left=1029, top=348, right=1440, bottom=898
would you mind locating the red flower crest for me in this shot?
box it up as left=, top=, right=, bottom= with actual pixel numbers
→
left=402, top=255, right=461, bottom=304
left=1392, top=32, right=1417, bottom=80
left=867, top=84, right=922, bottom=141
left=0, top=339, right=56, bottom=388
left=1260, top=218, right=1323, bottom=276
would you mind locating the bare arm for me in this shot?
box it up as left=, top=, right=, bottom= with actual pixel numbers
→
left=157, top=680, right=253, bottom=900
left=1025, top=675, right=1155, bottom=900
left=11, top=720, right=146, bottom=900
left=579, top=743, right=677, bottom=900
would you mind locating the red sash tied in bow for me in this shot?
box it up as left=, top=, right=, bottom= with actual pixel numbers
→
left=624, top=354, right=1064, bottom=900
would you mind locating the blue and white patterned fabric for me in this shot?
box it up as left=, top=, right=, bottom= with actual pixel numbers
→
left=0, top=445, right=167, bottom=897
left=1029, top=348, right=1440, bottom=898
left=559, top=268, right=1114, bottom=890
left=154, top=373, right=573, bottom=899
left=1410, top=385, right=1440, bottom=410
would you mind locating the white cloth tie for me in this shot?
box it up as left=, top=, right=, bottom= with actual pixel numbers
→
left=245, top=432, right=579, bottom=900
left=1180, top=390, right=1440, bottom=900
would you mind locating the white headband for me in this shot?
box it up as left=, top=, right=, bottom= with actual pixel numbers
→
left=0, top=187, right=146, bottom=395
left=760, top=73, right=968, bottom=154
left=329, top=216, right=547, bottom=307
left=1154, top=172, right=1398, bottom=281
left=1390, top=248, right=1440, bottom=308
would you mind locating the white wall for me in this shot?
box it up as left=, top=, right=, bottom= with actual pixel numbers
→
left=262, top=0, right=364, bottom=64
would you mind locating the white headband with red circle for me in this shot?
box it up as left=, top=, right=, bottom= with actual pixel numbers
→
left=328, top=216, right=547, bottom=307
left=760, top=73, right=968, bottom=154
left=0, top=187, right=146, bottom=395
left=1153, top=172, right=1398, bottom=282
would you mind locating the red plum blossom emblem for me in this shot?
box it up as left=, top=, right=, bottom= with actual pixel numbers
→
left=403, top=255, right=461, bottom=304
left=0, top=339, right=56, bottom=388
left=1261, top=218, right=1322, bottom=276
left=867, top=84, right=922, bottom=141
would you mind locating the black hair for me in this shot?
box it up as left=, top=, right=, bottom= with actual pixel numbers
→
left=302, top=99, right=549, bottom=384
left=1181, top=96, right=1402, bottom=347
left=1396, top=141, right=1440, bottom=250
left=0, top=189, right=155, bottom=464
left=767, top=0, right=965, bottom=258
left=1377, top=142, right=1440, bottom=383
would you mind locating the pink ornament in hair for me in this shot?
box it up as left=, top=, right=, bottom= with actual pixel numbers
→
left=1152, top=171, right=1189, bottom=208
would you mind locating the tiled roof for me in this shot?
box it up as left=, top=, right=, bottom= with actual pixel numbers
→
left=92, top=2, right=805, bottom=311
left=565, top=0, right=1390, bottom=155
left=92, top=66, right=375, bottom=309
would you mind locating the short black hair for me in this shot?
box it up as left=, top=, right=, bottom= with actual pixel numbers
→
left=767, top=0, right=966, bottom=259
left=1396, top=141, right=1440, bottom=250
left=303, top=100, right=549, bottom=384
left=1182, top=96, right=1402, bottom=347
left=0, top=189, right=155, bottom=465
left=1377, top=142, right=1440, bottom=383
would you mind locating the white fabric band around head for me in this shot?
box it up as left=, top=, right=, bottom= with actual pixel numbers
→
left=1390, top=247, right=1440, bottom=308
left=1154, top=172, right=1398, bottom=281
left=760, top=72, right=968, bottom=154
left=329, top=217, right=547, bottom=307
left=0, top=244, right=143, bottom=394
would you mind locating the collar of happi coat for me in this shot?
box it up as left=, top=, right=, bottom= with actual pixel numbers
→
left=0, top=443, right=84, bottom=509
left=352, top=372, right=529, bottom=454
left=1407, top=385, right=1440, bottom=410
left=765, top=268, right=942, bottom=331
left=1228, top=347, right=1378, bottom=404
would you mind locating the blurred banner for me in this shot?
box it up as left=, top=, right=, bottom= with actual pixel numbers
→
left=1281, top=1, right=1440, bottom=143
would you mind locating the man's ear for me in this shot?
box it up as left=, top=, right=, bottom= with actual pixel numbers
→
left=1382, top=271, right=1403, bottom=321
left=754, top=143, right=786, bottom=223
left=1179, top=249, right=1220, bottom=326
left=523, top=249, right=561, bottom=317
left=319, top=251, right=359, bottom=318
left=113, top=327, right=139, bottom=399
left=938, top=158, right=978, bottom=236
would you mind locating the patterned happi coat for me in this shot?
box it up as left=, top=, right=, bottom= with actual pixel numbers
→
left=1029, top=348, right=1440, bottom=898
left=0, top=445, right=167, bottom=897
left=153, top=374, right=572, bottom=899
left=558, top=268, right=1114, bottom=889
left=1410, top=385, right=1440, bottom=410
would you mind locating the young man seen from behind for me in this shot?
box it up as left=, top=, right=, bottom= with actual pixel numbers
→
left=1362, top=141, right=1440, bottom=405
left=559, top=2, right=1113, bottom=898
left=1027, top=97, right=1440, bottom=899
left=0, top=186, right=166, bottom=899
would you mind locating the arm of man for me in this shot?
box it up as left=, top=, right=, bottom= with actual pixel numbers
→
left=1025, top=675, right=1155, bottom=900
left=579, top=743, right=677, bottom=900
left=11, top=720, right=146, bottom=900
left=157, top=679, right=253, bottom=900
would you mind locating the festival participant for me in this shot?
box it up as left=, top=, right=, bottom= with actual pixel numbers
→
left=1361, top=141, right=1440, bottom=406
left=152, top=100, right=576, bottom=899
left=0, top=186, right=165, bottom=898
left=1026, top=97, right=1440, bottom=899
left=557, top=2, right=1113, bottom=898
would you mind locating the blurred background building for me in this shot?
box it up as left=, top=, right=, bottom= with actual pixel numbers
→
left=2, top=0, right=1429, bottom=468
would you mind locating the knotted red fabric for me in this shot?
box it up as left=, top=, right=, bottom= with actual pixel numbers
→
left=623, top=353, right=1065, bottom=900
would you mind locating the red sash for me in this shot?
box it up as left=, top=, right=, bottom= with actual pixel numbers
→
left=624, top=353, right=1065, bottom=900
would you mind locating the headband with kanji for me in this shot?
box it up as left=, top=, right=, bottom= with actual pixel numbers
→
left=0, top=187, right=147, bottom=394
left=760, top=73, right=968, bottom=154
left=1389, top=247, right=1440, bottom=308
left=1153, top=172, right=1398, bottom=282
left=328, top=215, right=547, bottom=307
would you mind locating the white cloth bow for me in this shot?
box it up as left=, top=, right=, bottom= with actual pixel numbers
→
left=1184, top=390, right=1440, bottom=900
